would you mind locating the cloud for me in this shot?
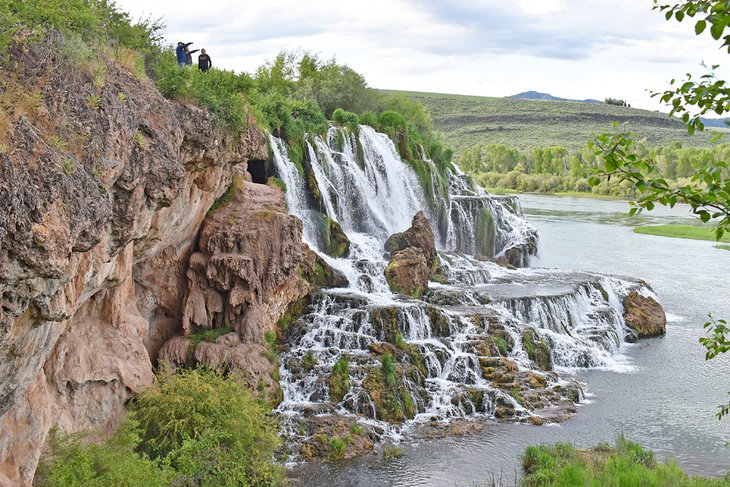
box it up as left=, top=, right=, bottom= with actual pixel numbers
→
left=113, top=0, right=730, bottom=111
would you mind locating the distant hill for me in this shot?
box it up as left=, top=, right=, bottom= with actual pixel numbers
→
left=383, top=90, right=720, bottom=153
left=511, top=90, right=602, bottom=104
left=700, top=117, right=730, bottom=128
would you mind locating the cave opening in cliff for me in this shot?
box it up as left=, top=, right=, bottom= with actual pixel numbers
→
left=247, top=160, right=267, bottom=184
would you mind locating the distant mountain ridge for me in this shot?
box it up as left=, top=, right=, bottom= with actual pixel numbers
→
left=510, top=90, right=603, bottom=104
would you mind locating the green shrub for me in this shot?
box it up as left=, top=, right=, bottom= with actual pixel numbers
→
left=328, top=437, right=348, bottom=459
left=332, top=108, right=359, bottom=129
left=35, top=423, right=172, bottom=487
left=267, top=176, right=287, bottom=193
left=382, top=445, right=403, bottom=460
left=358, top=111, right=378, bottom=128
left=378, top=110, right=406, bottom=137
left=264, top=329, right=277, bottom=353
left=521, top=436, right=729, bottom=487
left=130, top=367, right=283, bottom=485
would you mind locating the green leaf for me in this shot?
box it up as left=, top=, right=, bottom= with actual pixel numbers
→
left=696, top=19, right=707, bottom=34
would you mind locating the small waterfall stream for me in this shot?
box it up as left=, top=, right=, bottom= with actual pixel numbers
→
left=269, top=125, right=654, bottom=455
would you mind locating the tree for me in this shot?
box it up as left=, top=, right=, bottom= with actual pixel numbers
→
left=589, top=0, right=730, bottom=419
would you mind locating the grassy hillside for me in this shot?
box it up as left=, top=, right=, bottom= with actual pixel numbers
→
left=386, top=90, right=719, bottom=153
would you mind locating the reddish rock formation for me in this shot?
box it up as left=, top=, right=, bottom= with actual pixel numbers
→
left=0, top=40, right=272, bottom=485
left=384, top=211, right=438, bottom=269
left=159, top=182, right=345, bottom=403
left=623, top=291, right=667, bottom=337
left=384, top=212, right=438, bottom=298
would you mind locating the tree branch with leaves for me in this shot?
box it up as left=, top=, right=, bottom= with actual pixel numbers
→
left=589, top=0, right=730, bottom=419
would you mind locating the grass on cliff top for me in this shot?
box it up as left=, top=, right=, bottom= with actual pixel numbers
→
left=385, top=89, right=718, bottom=152
left=521, top=435, right=730, bottom=487
left=634, top=224, right=730, bottom=243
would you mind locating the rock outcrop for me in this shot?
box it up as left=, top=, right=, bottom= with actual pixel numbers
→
left=0, top=39, right=276, bottom=486
left=159, top=182, right=345, bottom=403
left=623, top=291, right=667, bottom=337
left=384, top=212, right=438, bottom=298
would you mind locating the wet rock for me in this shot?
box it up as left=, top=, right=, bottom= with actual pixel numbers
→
left=623, top=291, right=666, bottom=337
left=369, top=342, right=396, bottom=356
left=312, top=212, right=351, bottom=258
left=522, top=328, right=553, bottom=371
left=384, top=212, right=438, bottom=298
left=296, top=416, right=375, bottom=461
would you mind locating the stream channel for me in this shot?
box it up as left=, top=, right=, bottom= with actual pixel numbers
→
left=293, top=193, right=730, bottom=486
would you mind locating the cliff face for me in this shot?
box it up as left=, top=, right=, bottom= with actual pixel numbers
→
left=0, top=41, right=277, bottom=485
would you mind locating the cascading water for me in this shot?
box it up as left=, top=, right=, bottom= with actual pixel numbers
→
left=269, top=125, right=655, bottom=457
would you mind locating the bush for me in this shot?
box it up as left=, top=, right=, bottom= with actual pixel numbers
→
left=378, top=110, right=406, bottom=137
left=521, top=436, right=729, bottom=487
left=35, top=423, right=172, bottom=487
left=358, top=111, right=378, bottom=128
left=130, top=367, right=283, bottom=485
left=332, top=108, right=359, bottom=129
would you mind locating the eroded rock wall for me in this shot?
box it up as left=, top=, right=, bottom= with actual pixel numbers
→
left=0, top=39, right=268, bottom=486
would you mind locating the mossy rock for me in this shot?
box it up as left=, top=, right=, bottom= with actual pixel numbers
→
left=300, top=254, right=349, bottom=288
left=370, top=306, right=400, bottom=344
left=329, top=356, right=351, bottom=402
left=427, top=306, right=451, bottom=337
left=522, top=328, right=553, bottom=372
left=312, top=212, right=350, bottom=258
left=362, top=365, right=417, bottom=423
left=475, top=207, right=497, bottom=258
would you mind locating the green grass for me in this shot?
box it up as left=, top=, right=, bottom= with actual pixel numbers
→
left=634, top=224, right=730, bottom=243
left=521, top=435, right=730, bottom=487
left=386, top=89, right=718, bottom=153
left=716, top=244, right=730, bottom=251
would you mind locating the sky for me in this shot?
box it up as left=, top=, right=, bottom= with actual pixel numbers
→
left=115, top=0, right=728, bottom=112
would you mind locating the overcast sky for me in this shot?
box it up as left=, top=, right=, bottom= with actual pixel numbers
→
left=115, top=0, right=727, bottom=112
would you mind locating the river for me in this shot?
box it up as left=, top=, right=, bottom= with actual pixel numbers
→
left=294, top=193, right=730, bottom=486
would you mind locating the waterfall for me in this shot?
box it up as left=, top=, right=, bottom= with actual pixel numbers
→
left=267, top=125, right=653, bottom=452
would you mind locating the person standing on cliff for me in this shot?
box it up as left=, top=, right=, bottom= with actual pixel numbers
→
left=176, top=41, right=193, bottom=67
left=198, top=49, right=212, bottom=72
left=185, top=46, right=200, bottom=66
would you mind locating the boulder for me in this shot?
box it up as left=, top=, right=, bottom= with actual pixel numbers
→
left=384, top=211, right=437, bottom=270
left=623, top=291, right=666, bottom=337
left=383, top=212, right=438, bottom=298
left=384, top=247, right=431, bottom=298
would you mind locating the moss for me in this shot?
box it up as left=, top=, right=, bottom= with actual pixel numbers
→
left=475, top=208, right=497, bottom=258
left=310, top=213, right=350, bottom=258
left=276, top=296, right=310, bottom=330
left=427, top=306, right=451, bottom=337
left=266, top=176, right=286, bottom=192
left=329, top=356, right=350, bottom=402
left=362, top=359, right=420, bottom=423
left=208, top=174, right=243, bottom=214
left=371, top=306, right=400, bottom=344
left=522, top=328, right=553, bottom=371
left=302, top=350, right=317, bottom=372
left=493, top=336, right=508, bottom=356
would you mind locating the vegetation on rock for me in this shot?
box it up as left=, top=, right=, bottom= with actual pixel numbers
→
left=329, top=356, right=351, bottom=402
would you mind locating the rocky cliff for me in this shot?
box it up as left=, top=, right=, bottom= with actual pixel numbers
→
left=0, top=40, right=313, bottom=486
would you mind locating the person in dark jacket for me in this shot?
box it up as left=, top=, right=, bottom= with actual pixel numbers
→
left=185, top=46, right=200, bottom=66
left=198, top=49, right=212, bottom=72
left=176, top=41, right=193, bottom=66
